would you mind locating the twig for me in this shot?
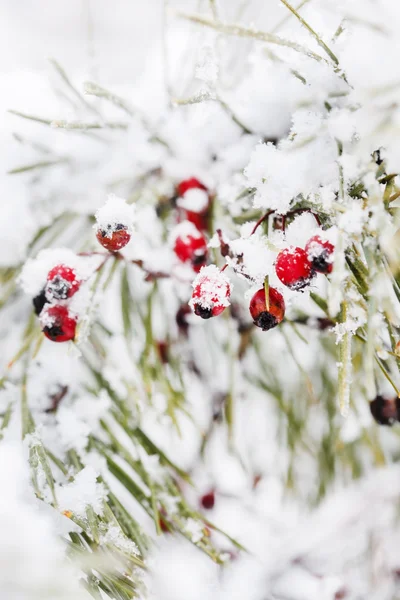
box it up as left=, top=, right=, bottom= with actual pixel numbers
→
left=49, top=58, right=102, bottom=117
left=176, top=12, right=328, bottom=64
left=278, top=0, right=339, bottom=65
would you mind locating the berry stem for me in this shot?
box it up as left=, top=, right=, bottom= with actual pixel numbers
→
left=251, top=210, right=274, bottom=235
left=264, top=276, right=270, bottom=311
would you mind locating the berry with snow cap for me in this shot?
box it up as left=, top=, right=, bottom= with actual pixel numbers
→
left=176, top=177, right=211, bottom=231
left=172, top=221, right=208, bottom=272
left=249, top=287, right=285, bottom=331
left=96, top=225, right=131, bottom=252
left=94, top=195, right=134, bottom=253
left=275, top=247, right=315, bottom=291
left=177, top=177, right=207, bottom=197
left=40, top=305, right=77, bottom=343
left=46, top=264, right=81, bottom=301
left=305, top=235, right=334, bottom=274
left=189, top=265, right=232, bottom=319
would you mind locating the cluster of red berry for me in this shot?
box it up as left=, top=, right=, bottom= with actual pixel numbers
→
left=33, top=265, right=82, bottom=343
left=172, top=178, right=211, bottom=272
left=249, top=235, right=334, bottom=332
left=182, top=184, right=335, bottom=332
left=276, top=236, right=334, bottom=291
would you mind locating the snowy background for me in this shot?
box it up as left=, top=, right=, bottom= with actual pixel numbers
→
left=2, top=1, right=400, bottom=599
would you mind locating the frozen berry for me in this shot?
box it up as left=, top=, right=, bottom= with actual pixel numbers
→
left=172, top=222, right=208, bottom=272
left=94, top=195, right=134, bottom=252
left=275, top=247, right=315, bottom=291
left=189, top=265, right=232, bottom=319
left=46, top=264, right=81, bottom=300
left=40, top=305, right=77, bottom=343
left=305, top=235, right=334, bottom=274
left=96, top=224, right=131, bottom=252
left=201, top=491, right=215, bottom=510
left=33, top=289, right=48, bottom=316
left=177, top=178, right=210, bottom=231
left=249, top=286, right=285, bottom=331
left=370, top=395, right=400, bottom=425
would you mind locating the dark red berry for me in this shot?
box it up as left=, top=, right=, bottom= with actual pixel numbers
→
left=96, top=224, right=131, bottom=252
left=46, top=264, right=81, bottom=300
left=305, top=235, right=334, bottom=274
left=156, top=341, right=169, bottom=364
left=176, top=304, right=192, bottom=335
left=190, top=266, right=231, bottom=319
left=40, top=305, right=77, bottom=343
left=33, top=288, right=48, bottom=316
left=275, top=247, right=315, bottom=291
left=370, top=395, right=400, bottom=425
left=249, top=287, right=285, bottom=331
left=173, top=225, right=208, bottom=272
left=201, top=491, right=215, bottom=510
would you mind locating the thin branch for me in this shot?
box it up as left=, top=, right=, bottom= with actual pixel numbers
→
left=278, top=0, right=339, bottom=64
left=8, top=109, right=52, bottom=126
left=84, top=81, right=134, bottom=117
left=51, top=119, right=128, bottom=130
left=176, top=12, right=328, bottom=64
left=49, top=58, right=102, bottom=117
left=7, top=159, right=69, bottom=175
left=271, top=0, right=311, bottom=33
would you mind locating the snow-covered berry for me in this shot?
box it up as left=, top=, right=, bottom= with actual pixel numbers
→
left=189, top=265, right=232, bottom=319
left=96, top=225, right=131, bottom=252
left=369, top=395, right=400, bottom=426
left=177, top=178, right=207, bottom=196
left=275, top=247, right=315, bottom=291
left=305, top=235, right=334, bottom=274
left=176, top=178, right=210, bottom=231
left=40, top=305, right=77, bottom=343
left=94, top=195, right=134, bottom=252
left=249, top=286, right=285, bottom=331
left=32, top=289, right=48, bottom=316
left=45, top=264, right=81, bottom=300
left=201, top=491, right=215, bottom=510
left=172, top=221, right=208, bottom=272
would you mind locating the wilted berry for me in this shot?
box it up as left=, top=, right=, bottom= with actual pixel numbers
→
left=305, top=235, right=334, bottom=274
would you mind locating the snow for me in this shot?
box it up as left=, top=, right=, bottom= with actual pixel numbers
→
left=3, top=1, right=400, bottom=599
left=177, top=188, right=209, bottom=213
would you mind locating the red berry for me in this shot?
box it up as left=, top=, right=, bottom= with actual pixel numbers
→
left=177, top=177, right=207, bottom=196
left=96, top=224, right=131, bottom=252
left=46, top=264, right=81, bottom=300
left=275, top=247, right=315, bottom=291
left=201, top=491, right=215, bottom=510
left=40, top=305, right=77, bottom=343
left=177, top=178, right=211, bottom=231
left=249, top=287, right=285, bottom=331
left=190, top=266, right=232, bottom=319
left=173, top=223, right=208, bottom=272
left=305, top=235, right=334, bottom=274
